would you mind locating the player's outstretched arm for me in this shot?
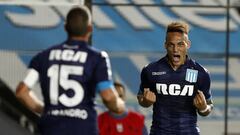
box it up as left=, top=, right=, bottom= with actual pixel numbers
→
left=16, top=82, right=43, bottom=114
left=100, top=88, right=125, bottom=113
left=137, top=88, right=156, bottom=108
left=194, top=90, right=213, bottom=116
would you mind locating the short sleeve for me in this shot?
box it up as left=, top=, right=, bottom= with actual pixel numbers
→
left=29, top=53, right=41, bottom=72
left=138, top=66, right=150, bottom=95
left=198, top=70, right=212, bottom=101
left=23, top=53, right=42, bottom=88
left=94, top=51, right=113, bottom=91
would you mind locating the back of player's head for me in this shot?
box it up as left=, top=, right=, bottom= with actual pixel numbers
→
left=114, top=81, right=126, bottom=100
left=166, top=21, right=189, bottom=35
left=65, top=6, right=92, bottom=37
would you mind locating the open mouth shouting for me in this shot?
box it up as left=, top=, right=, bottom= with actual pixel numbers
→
left=172, top=54, right=181, bottom=64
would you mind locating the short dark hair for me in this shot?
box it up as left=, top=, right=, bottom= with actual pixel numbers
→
left=65, top=7, right=90, bottom=37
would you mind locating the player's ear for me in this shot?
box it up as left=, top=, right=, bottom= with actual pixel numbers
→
left=64, top=23, right=68, bottom=33
left=164, top=42, right=167, bottom=49
left=87, top=25, right=93, bottom=33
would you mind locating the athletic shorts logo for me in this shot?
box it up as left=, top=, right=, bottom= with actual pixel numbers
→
left=185, top=69, right=198, bottom=83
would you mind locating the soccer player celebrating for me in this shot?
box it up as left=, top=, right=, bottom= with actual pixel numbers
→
left=137, top=21, right=213, bottom=135
left=15, top=6, right=124, bottom=135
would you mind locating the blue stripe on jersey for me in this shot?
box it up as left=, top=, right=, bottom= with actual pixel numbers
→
left=96, top=81, right=114, bottom=93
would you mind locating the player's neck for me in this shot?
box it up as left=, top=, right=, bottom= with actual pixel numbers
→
left=168, top=59, right=186, bottom=71
left=69, top=36, right=89, bottom=42
left=170, top=64, right=180, bottom=71
left=109, top=108, right=128, bottom=117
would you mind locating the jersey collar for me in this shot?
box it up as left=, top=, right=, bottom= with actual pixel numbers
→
left=108, top=109, right=129, bottom=119
left=65, top=39, right=88, bottom=46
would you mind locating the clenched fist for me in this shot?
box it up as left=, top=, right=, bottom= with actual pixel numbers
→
left=193, top=90, right=207, bottom=111
left=137, top=88, right=156, bottom=107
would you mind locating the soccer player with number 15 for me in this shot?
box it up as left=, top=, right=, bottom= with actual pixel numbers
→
left=15, top=6, right=124, bottom=135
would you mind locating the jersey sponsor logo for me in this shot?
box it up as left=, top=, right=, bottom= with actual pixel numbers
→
left=49, top=49, right=88, bottom=63
left=156, top=83, right=194, bottom=96
left=185, top=69, right=198, bottom=83
left=152, top=71, right=166, bottom=76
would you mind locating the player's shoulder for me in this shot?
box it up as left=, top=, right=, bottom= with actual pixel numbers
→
left=42, top=42, right=108, bottom=57
left=143, top=57, right=166, bottom=70
left=128, top=110, right=145, bottom=119
left=188, top=58, right=210, bottom=74
left=99, top=111, right=108, bottom=116
left=40, top=43, right=62, bottom=55
left=98, top=111, right=110, bottom=119
left=89, top=46, right=109, bottom=58
left=76, top=45, right=108, bottom=60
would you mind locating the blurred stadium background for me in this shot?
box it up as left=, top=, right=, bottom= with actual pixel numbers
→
left=0, top=0, right=240, bottom=134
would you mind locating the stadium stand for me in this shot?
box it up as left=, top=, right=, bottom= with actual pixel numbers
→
left=0, top=0, right=240, bottom=134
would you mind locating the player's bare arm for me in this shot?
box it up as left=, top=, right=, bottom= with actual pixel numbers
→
left=194, top=90, right=213, bottom=116
left=16, top=82, right=43, bottom=114
left=137, top=88, right=156, bottom=108
left=100, top=88, right=125, bottom=113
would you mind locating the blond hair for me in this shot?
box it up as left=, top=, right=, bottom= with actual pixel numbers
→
left=166, top=21, right=189, bottom=34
